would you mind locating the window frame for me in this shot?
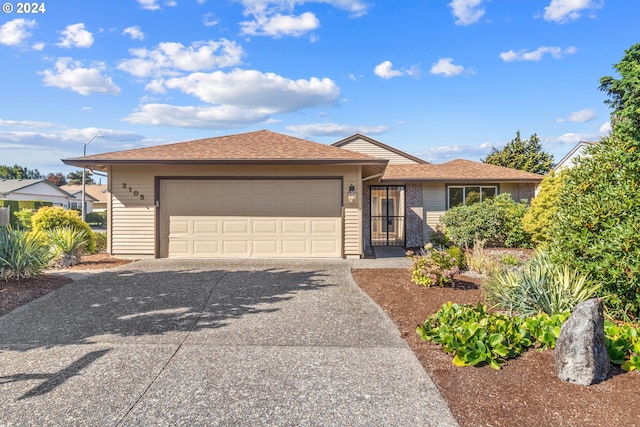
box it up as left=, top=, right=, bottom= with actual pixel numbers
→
left=447, top=184, right=499, bottom=209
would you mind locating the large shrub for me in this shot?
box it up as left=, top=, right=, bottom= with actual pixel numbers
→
left=31, top=207, right=95, bottom=253
left=547, top=134, right=640, bottom=320
left=0, top=227, right=52, bottom=280
left=441, top=193, right=531, bottom=248
left=522, top=170, right=565, bottom=245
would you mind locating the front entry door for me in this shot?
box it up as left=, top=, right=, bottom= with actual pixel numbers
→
left=371, top=186, right=405, bottom=246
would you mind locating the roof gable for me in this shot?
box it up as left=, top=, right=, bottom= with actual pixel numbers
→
left=332, top=134, right=428, bottom=165
left=63, top=130, right=386, bottom=168
left=554, top=141, right=596, bottom=170
left=0, top=179, right=73, bottom=197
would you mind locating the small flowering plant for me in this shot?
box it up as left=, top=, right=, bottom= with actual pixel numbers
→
left=410, top=243, right=460, bottom=287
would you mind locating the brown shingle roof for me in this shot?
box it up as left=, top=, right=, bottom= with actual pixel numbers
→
left=63, top=130, right=386, bottom=167
left=382, top=159, right=543, bottom=182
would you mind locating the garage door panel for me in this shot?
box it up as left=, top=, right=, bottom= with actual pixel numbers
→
left=162, top=179, right=342, bottom=258
left=281, top=219, right=308, bottom=234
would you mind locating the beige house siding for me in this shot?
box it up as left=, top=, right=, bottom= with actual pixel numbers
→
left=338, top=138, right=419, bottom=165
left=108, top=164, right=361, bottom=258
left=423, top=182, right=447, bottom=242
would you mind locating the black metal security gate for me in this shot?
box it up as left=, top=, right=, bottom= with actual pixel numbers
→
left=370, top=185, right=405, bottom=246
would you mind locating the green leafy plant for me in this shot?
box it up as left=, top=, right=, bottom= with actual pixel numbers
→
left=85, top=211, right=106, bottom=226
left=410, top=244, right=460, bottom=287
left=524, top=312, right=568, bottom=350
left=429, top=224, right=450, bottom=247
left=522, top=170, right=565, bottom=245
left=31, top=207, right=95, bottom=253
left=604, top=321, right=640, bottom=371
left=441, top=193, right=531, bottom=249
left=483, top=251, right=601, bottom=317
left=48, top=226, right=88, bottom=268
left=500, top=254, right=519, bottom=266
left=417, top=302, right=535, bottom=370
left=445, top=246, right=466, bottom=270
left=0, top=227, right=52, bottom=280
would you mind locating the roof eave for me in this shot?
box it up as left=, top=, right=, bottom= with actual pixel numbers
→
left=380, top=177, right=543, bottom=183
left=62, top=158, right=388, bottom=167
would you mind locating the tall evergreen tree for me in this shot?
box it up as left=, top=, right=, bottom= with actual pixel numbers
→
left=482, top=131, right=554, bottom=174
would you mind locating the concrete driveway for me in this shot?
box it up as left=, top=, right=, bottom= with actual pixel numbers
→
left=0, top=259, right=457, bottom=426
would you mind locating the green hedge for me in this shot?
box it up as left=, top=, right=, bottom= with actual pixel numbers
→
left=0, top=200, right=53, bottom=228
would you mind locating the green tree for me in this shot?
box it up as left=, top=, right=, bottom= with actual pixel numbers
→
left=599, top=42, right=640, bottom=141
left=483, top=131, right=554, bottom=174
left=0, top=164, right=43, bottom=179
left=66, top=170, right=94, bottom=185
left=522, top=170, right=565, bottom=245
left=548, top=43, right=640, bottom=321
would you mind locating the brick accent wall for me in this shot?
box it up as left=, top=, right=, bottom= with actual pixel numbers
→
left=516, top=183, right=536, bottom=202
left=405, top=183, right=424, bottom=248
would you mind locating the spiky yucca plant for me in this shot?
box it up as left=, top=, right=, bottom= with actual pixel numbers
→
left=48, top=226, right=88, bottom=268
left=483, top=251, right=601, bottom=317
left=0, top=227, right=52, bottom=280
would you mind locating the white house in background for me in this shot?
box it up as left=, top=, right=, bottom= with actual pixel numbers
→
left=0, top=178, right=74, bottom=207
left=60, top=184, right=106, bottom=213
left=554, top=141, right=597, bottom=171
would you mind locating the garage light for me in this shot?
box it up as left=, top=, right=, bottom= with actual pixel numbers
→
left=348, top=184, right=357, bottom=203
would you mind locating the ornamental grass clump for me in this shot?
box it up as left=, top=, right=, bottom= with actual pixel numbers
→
left=0, top=227, right=52, bottom=280
left=482, top=251, right=601, bottom=317
left=48, top=226, right=88, bottom=268
left=410, top=244, right=460, bottom=287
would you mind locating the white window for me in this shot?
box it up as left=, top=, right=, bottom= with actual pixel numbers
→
left=448, top=186, right=497, bottom=209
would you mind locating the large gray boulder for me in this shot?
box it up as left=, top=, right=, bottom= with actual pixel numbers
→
left=554, top=298, right=610, bottom=385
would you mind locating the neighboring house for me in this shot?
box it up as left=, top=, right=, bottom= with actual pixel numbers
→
left=62, top=130, right=543, bottom=259
left=0, top=178, right=73, bottom=208
left=554, top=141, right=596, bottom=171
left=60, top=184, right=107, bottom=213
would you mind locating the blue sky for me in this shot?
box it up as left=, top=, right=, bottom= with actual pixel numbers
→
left=0, top=0, right=637, bottom=175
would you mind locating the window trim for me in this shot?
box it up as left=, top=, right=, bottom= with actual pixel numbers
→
left=447, top=184, right=499, bottom=209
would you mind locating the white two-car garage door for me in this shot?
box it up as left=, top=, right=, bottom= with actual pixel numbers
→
left=159, top=179, right=343, bottom=258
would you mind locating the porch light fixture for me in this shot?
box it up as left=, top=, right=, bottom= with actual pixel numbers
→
left=347, top=184, right=357, bottom=203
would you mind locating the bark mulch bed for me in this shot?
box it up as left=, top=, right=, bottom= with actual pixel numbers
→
left=0, top=254, right=133, bottom=317
left=352, top=268, right=640, bottom=427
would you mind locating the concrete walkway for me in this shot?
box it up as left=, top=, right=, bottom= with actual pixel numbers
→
left=0, top=259, right=457, bottom=426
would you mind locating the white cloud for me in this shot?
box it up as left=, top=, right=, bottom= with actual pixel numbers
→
left=154, top=69, right=340, bottom=110
left=373, top=61, right=420, bottom=80
left=285, top=122, right=389, bottom=137
left=123, top=26, right=144, bottom=41
left=127, top=69, right=340, bottom=128
left=238, top=0, right=370, bottom=38
left=137, top=0, right=160, bottom=10
left=203, top=13, right=219, bottom=27
left=543, top=0, right=602, bottom=23
left=241, top=12, right=319, bottom=37
left=118, top=40, right=244, bottom=77
left=32, top=42, right=45, bottom=50
left=500, top=46, right=577, bottom=62
left=449, top=0, right=486, bottom=25
left=556, top=108, right=596, bottom=123
left=0, top=118, right=55, bottom=128
left=554, top=132, right=598, bottom=144
left=416, top=143, right=493, bottom=163
left=41, top=58, right=121, bottom=96
left=599, top=121, right=611, bottom=134
left=124, top=104, right=274, bottom=128
left=56, top=23, right=94, bottom=48
left=430, top=58, right=467, bottom=77
left=0, top=19, right=37, bottom=46
left=374, top=61, right=403, bottom=79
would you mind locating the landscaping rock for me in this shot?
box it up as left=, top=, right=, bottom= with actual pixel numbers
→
left=554, top=298, right=610, bottom=385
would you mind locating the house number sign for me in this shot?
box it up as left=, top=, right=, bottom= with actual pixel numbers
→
left=121, top=183, right=145, bottom=200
